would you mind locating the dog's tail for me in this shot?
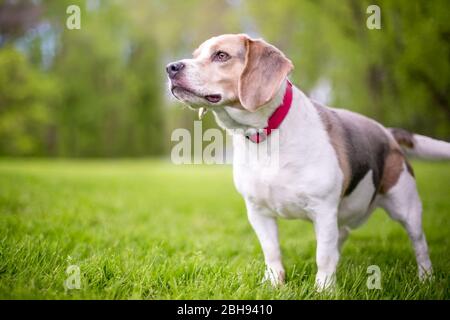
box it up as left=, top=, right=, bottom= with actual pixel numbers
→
left=388, top=128, right=450, bottom=160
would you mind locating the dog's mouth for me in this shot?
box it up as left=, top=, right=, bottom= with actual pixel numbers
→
left=204, top=94, right=221, bottom=103
left=171, top=85, right=222, bottom=104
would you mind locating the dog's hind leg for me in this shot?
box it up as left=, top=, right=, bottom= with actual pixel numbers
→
left=379, top=164, right=433, bottom=281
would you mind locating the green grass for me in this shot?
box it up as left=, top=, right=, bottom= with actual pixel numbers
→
left=0, top=158, right=448, bottom=299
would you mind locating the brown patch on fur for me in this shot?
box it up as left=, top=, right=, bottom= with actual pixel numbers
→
left=315, top=102, right=397, bottom=197
left=380, top=148, right=405, bottom=194
left=238, top=38, right=293, bottom=111
left=379, top=132, right=416, bottom=193
left=389, top=128, right=415, bottom=148
left=314, top=103, right=351, bottom=196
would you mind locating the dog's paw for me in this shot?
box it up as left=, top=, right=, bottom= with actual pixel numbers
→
left=418, top=266, right=434, bottom=283
left=262, top=267, right=285, bottom=287
left=314, top=271, right=336, bottom=292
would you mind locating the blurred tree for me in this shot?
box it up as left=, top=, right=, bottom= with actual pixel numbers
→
left=0, top=0, right=166, bottom=157
left=0, top=0, right=42, bottom=44
left=0, top=46, right=58, bottom=155
left=0, top=0, right=448, bottom=157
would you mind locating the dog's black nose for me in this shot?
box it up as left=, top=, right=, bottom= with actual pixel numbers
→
left=166, top=62, right=185, bottom=79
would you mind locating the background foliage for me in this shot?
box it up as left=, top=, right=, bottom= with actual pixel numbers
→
left=0, top=0, right=449, bottom=157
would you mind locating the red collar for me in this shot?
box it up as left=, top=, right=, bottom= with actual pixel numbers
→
left=246, top=80, right=293, bottom=143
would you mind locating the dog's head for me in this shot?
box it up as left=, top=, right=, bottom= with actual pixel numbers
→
left=166, top=34, right=293, bottom=112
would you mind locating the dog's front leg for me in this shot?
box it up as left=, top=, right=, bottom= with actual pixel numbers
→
left=313, top=210, right=340, bottom=292
left=246, top=201, right=284, bottom=286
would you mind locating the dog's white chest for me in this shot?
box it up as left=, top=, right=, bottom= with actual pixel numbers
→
left=234, top=163, right=314, bottom=219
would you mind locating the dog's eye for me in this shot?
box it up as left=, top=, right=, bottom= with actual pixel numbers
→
left=213, top=51, right=230, bottom=62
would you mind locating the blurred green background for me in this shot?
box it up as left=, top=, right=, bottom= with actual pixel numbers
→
left=0, top=0, right=449, bottom=157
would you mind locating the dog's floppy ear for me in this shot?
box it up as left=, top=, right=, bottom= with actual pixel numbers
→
left=238, top=37, right=293, bottom=111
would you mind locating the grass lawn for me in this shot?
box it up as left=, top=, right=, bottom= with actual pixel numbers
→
left=0, top=158, right=448, bottom=299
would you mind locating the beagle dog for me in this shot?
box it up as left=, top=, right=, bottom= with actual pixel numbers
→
left=166, top=34, right=450, bottom=290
